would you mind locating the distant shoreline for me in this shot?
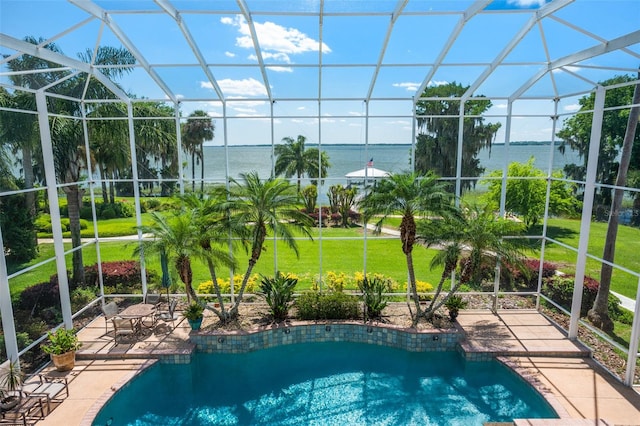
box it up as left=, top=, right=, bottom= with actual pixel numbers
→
left=203, top=141, right=560, bottom=148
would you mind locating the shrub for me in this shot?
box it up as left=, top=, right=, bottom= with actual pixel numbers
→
left=143, top=198, right=162, bottom=211
left=100, top=205, right=116, bottom=220
left=543, top=275, right=599, bottom=317
left=326, top=271, right=348, bottom=293
left=18, top=279, right=62, bottom=313
left=259, top=272, right=298, bottom=321
left=34, top=214, right=52, bottom=233
left=504, top=258, right=557, bottom=289
left=358, top=276, right=391, bottom=319
left=71, top=287, right=98, bottom=312
left=296, top=291, right=360, bottom=320
left=197, top=274, right=258, bottom=295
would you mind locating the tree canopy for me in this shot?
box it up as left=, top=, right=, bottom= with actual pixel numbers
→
left=483, top=158, right=580, bottom=229
left=415, top=82, right=501, bottom=192
left=557, top=74, right=640, bottom=214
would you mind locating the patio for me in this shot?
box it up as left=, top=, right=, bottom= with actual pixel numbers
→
left=25, top=309, right=640, bottom=425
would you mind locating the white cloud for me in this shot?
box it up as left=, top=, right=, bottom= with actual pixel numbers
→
left=233, top=107, right=258, bottom=114
left=393, top=80, right=448, bottom=91
left=393, top=82, right=420, bottom=91
left=250, top=52, right=292, bottom=64
left=225, top=51, right=235, bottom=58
left=564, top=104, right=580, bottom=112
left=297, top=106, right=306, bottom=111
left=221, top=15, right=330, bottom=64
left=348, top=111, right=364, bottom=116
left=201, top=78, right=267, bottom=97
left=268, top=66, right=293, bottom=73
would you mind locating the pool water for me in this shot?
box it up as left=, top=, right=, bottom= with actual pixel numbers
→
left=93, top=342, right=557, bottom=425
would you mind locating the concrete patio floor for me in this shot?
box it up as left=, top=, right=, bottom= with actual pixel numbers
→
left=29, top=309, right=640, bottom=425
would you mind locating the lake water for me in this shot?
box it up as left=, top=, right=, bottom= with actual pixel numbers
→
left=189, top=143, right=581, bottom=189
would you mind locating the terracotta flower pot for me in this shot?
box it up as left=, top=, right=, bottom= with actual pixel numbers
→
left=51, top=351, right=76, bottom=372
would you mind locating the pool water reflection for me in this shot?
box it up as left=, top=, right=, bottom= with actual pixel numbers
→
left=94, top=342, right=557, bottom=425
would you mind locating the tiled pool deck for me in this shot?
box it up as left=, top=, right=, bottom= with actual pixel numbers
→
left=32, top=308, right=639, bottom=425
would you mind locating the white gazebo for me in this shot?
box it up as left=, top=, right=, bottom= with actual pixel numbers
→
left=345, top=166, right=391, bottom=182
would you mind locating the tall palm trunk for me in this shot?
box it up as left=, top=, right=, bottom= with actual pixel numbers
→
left=205, top=257, right=230, bottom=322
left=200, top=142, right=205, bottom=194
left=99, top=163, right=109, bottom=204
left=65, top=185, right=85, bottom=285
left=177, top=256, right=197, bottom=303
left=401, top=214, right=422, bottom=325
left=589, top=75, right=640, bottom=332
left=22, top=144, right=36, bottom=218
left=191, top=151, right=196, bottom=192
left=230, top=225, right=266, bottom=318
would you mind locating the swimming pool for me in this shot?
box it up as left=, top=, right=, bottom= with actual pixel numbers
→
left=93, top=342, right=557, bottom=425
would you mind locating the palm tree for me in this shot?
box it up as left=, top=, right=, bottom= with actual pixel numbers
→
left=359, top=171, right=454, bottom=325
left=180, top=192, right=241, bottom=322
left=224, top=172, right=314, bottom=319
left=6, top=36, right=66, bottom=217
left=133, top=102, right=176, bottom=196
left=182, top=110, right=214, bottom=193
left=136, top=210, right=200, bottom=303
left=274, top=135, right=329, bottom=192
left=87, top=102, right=129, bottom=203
left=418, top=204, right=528, bottom=319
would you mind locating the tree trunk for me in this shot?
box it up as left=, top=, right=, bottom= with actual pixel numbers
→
left=191, top=151, right=196, bottom=192
left=65, top=185, right=85, bottom=286
left=200, top=142, right=205, bottom=194
left=589, top=73, right=640, bottom=333
left=22, top=144, right=36, bottom=218
left=100, top=164, right=109, bottom=204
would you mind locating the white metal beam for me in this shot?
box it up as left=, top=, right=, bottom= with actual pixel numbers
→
left=568, top=85, right=605, bottom=339
left=366, top=0, right=408, bottom=102
left=236, top=0, right=273, bottom=101
left=510, top=29, right=640, bottom=101
left=68, top=0, right=178, bottom=103
left=155, top=0, right=225, bottom=100
left=36, top=91, right=74, bottom=330
left=0, top=33, right=129, bottom=101
left=414, top=0, right=492, bottom=103
left=462, top=0, right=574, bottom=101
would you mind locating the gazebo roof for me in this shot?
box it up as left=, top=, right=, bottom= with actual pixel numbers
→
left=345, top=167, right=391, bottom=179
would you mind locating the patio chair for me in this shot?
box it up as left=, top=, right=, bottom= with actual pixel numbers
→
left=0, top=392, right=46, bottom=425
left=21, top=373, right=68, bottom=416
left=144, top=293, right=161, bottom=307
left=100, top=302, right=119, bottom=334
left=158, top=299, right=178, bottom=326
left=111, top=317, right=138, bottom=343
left=142, top=293, right=162, bottom=328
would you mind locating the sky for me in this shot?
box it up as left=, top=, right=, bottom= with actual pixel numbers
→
left=1, top=0, right=639, bottom=145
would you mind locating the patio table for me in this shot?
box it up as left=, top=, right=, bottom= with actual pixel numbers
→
left=117, top=303, right=156, bottom=330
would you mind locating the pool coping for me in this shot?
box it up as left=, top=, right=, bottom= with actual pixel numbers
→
left=80, top=321, right=575, bottom=425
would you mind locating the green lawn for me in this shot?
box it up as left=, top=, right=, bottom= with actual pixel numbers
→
left=13, top=213, right=640, bottom=300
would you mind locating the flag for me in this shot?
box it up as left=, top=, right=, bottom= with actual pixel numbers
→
left=367, top=158, right=373, bottom=167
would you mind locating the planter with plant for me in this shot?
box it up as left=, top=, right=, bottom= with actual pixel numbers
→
left=41, top=328, right=82, bottom=372
left=444, top=295, right=467, bottom=321
left=259, top=272, right=298, bottom=322
left=184, top=302, right=204, bottom=330
left=0, top=359, right=23, bottom=410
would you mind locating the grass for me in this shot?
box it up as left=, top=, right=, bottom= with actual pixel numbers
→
left=14, top=210, right=640, bottom=299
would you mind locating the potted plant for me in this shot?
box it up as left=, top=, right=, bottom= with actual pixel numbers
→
left=0, top=359, right=23, bottom=410
left=444, top=295, right=467, bottom=321
left=41, top=328, right=82, bottom=372
left=184, top=302, right=204, bottom=330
